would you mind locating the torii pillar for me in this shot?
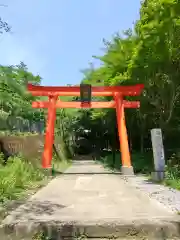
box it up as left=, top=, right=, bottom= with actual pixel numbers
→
left=114, top=92, right=133, bottom=175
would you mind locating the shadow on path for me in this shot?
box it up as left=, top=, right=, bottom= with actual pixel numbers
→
left=52, top=170, right=122, bottom=176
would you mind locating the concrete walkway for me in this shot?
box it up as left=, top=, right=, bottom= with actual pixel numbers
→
left=1, top=161, right=180, bottom=239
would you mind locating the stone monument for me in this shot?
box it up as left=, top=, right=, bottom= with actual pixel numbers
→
left=151, top=128, right=165, bottom=181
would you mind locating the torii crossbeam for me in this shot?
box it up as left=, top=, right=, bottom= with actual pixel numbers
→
left=27, top=83, right=144, bottom=175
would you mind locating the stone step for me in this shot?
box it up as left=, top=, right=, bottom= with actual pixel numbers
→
left=1, top=219, right=180, bottom=240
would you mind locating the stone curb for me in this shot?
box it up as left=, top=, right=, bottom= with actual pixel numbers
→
left=1, top=219, right=180, bottom=239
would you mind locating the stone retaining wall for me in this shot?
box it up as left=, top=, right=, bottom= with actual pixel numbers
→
left=0, top=135, right=45, bottom=160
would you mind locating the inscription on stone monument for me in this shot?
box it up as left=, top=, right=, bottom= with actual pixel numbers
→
left=151, top=128, right=165, bottom=172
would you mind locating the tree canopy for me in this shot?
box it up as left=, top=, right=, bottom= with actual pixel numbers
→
left=71, top=0, right=180, bottom=158
left=0, top=63, right=44, bottom=132
left=1, top=0, right=180, bottom=164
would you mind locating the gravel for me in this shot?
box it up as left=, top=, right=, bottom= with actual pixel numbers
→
left=124, top=175, right=180, bottom=213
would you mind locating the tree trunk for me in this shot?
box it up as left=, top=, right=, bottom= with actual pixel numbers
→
left=140, top=132, right=144, bottom=154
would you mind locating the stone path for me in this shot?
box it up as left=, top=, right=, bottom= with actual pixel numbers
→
left=1, top=161, right=180, bottom=239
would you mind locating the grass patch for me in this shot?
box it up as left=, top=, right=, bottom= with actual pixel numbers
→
left=164, top=166, right=180, bottom=190
left=162, top=163, right=180, bottom=190
left=148, top=177, right=180, bottom=191
left=164, top=179, right=180, bottom=190
left=0, top=155, right=71, bottom=203
left=0, top=152, right=71, bottom=223
left=0, top=155, right=45, bottom=203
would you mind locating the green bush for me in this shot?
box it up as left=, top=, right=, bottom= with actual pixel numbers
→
left=0, top=155, right=45, bottom=203
left=99, top=151, right=153, bottom=173
left=164, top=179, right=180, bottom=190
left=131, top=152, right=153, bottom=173
left=99, top=152, right=121, bottom=170
left=164, top=150, right=180, bottom=189
left=166, top=151, right=180, bottom=179
left=0, top=152, right=5, bottom=165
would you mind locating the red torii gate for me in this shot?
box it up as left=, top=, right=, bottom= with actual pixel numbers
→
left=27, top=83, right=144, bottom=175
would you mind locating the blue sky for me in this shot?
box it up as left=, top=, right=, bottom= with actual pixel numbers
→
left=0, top=0, right=141, bottom=86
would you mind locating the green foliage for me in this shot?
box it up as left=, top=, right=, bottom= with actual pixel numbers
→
left=166, top=151, right=180, bottom=179
left=99, top=151, right=153, bottom=174
left=0, top=63, right=44, bottom=132
left=165, top=179, right=180, bottom=190
left=0, top=155, right=45, bottom=203
left=0, top=152, right=70, bottom=204
left=69, top=0, right=180, bottom=187
left=55, top=108, right=77, bottom=158
left=164, top=150, right=180, bottom=189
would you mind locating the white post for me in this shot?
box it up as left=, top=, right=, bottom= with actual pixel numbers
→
left=151, top=128, right=165, bottom=181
